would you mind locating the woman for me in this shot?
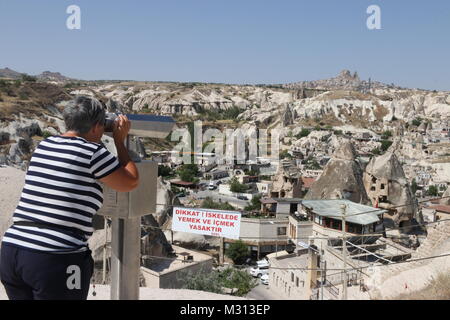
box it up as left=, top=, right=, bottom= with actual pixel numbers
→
left=0, top=95, right=139, bottom=300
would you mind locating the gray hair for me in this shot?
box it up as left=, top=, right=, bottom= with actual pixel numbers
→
left=63, top=96, right=106, bottom=134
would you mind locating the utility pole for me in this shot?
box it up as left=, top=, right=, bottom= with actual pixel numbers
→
left=321, top=260, right=327, bottom=301
left=102, top=217, right=108, bottom=284
left=341, top=203, right=348, bottom=300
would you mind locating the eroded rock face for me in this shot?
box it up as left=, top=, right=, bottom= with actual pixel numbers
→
left=141, top=214, right=174, bottom=257
left=270, top=160, right=303, bottom=198
left=440, top=187, right=450, bottom=205
left=304, top=139, right=370, bottom=204
left=363, top=151, right=419, bottom=227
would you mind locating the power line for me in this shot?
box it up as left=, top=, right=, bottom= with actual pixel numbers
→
left=140, top=250, right=450, bottom=273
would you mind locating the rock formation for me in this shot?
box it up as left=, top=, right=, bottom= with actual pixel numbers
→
left=304, top=138, right=370, bottom=204
left=269, top=159, right=303, bottom=198
left=363, top=151, right=419, bottom=228
left=440, top=187, right=450, bottom=205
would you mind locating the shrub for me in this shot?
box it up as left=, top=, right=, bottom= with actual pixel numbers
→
left=41, top=130, right=52, bottom=139
left=380, top=140, right=393, bottom=152
left=412, top=118, right=422, bottom=127
left=21, top=74, right=37, bottom=82
left=295, top=128, right=311, bottom=139
left=18, top=91, right=28, bottom=100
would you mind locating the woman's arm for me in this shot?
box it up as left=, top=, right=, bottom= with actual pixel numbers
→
left=99, top=115, right=139, bottom=192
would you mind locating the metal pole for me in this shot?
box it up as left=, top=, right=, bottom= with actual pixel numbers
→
left=110, top=217, right=141, bottom=300
left=219, top=237, right=224, bottom=265
left=102, top=217, right=108, bottom=284
left=110, top=136, right=141, bottom=300
left=321, top=260, right=327, bottom=300
left=341, top=204, right=348, bottom=300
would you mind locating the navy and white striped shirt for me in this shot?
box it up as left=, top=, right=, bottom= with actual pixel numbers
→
left=2, top=135, right=121, bottom=253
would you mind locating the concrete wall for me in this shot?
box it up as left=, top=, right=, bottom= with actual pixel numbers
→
left=239, top=217, right=289, bottom=243
left=268, top=253, right=310, bottom=300
left=140, top=258, right=214, bottom=289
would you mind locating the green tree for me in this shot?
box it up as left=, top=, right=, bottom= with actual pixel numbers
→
left=381, top=130, right=392, bottom=140
left=201, top=197, right=236, bottom=211
left=412, top=118, right=422, bottom=127
left=427, top=185, right=438, bottom=197
left=177, top=164, right=199, bottom=182
left=244, top=194, right=262, bottom=212
left=228, top=177, right=248, bottom=193
left=179, top=268, right=224, bottom=294
left=225, top=240, right=250, bottom=265
left=381, top=140, right=393, bottom=152
left=218, top=267, right=258, bottom=296
left=371, top=148, right=381, bottom=155
left=411, top=179, right=418, bottom=194
left=178, top=267, right=257, bottom=297
left=158, top=165, right=173, bottom=177
left=279, top=149, right=292, bottom=159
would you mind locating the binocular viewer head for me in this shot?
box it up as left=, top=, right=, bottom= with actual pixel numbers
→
left=104, top=113, right=175, bottom=139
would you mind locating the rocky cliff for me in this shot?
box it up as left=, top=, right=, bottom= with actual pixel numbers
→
left=304, top=139, right=370, bottom=204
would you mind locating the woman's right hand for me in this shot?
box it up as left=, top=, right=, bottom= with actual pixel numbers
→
left=112, top=114, right=131, bottom=142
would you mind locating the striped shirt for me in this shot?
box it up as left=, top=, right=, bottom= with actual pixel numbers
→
left=2, top=135, right=121, bottom=253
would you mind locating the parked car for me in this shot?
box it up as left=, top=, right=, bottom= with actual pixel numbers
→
left=237, top=195, right=248, bottom=200
left=260, top=274, right=269, bottom=285
left=250, top=265, right=269, bottom=278
left=249, top=259, right=270, bottom=278
left=208, top=182, right=216, bottom=190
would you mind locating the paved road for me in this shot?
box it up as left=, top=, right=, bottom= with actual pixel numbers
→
left=245, top=282, right=282, bottom=300
left=194, top=190, right=249, bottom=209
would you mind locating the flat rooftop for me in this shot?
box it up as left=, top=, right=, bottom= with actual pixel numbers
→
left=302, top=199, right=386, bottom=225
left=142, top=245, right=213, bottom=274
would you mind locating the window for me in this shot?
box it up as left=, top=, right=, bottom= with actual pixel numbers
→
left=314, top=214, right=320, bottom=224
left=291, top=272, right=294, bottom=282
left=380, top=184, right=385, bottom=190
left=296, top=277, right=299, bottom=287
left=277, top=227, right=287, bottom=236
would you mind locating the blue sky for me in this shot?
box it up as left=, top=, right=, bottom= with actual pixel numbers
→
left=0, top=0, right=449, bottom=90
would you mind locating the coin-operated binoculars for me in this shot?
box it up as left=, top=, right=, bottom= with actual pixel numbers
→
left=96, top=114, right=175, bottom=300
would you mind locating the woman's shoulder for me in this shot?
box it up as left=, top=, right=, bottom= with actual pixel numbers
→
left=43, top=135, right=102, bottom=153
